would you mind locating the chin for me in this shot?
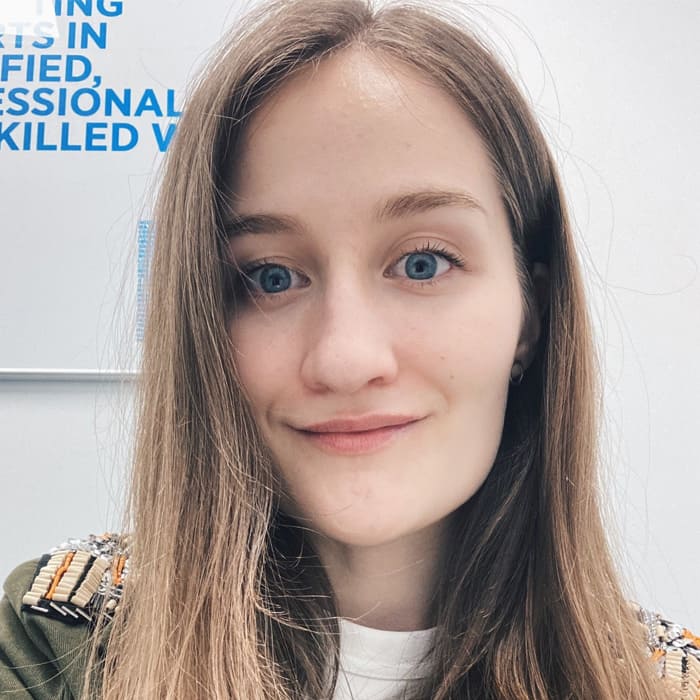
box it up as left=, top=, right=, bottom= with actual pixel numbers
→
left=315, top=514, right=419, bottom=548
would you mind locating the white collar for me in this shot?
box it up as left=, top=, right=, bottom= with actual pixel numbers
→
left=338, top=617, right=437, bottom=680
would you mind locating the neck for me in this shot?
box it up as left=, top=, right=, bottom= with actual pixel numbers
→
left=311, top=518, right=450, bottom=632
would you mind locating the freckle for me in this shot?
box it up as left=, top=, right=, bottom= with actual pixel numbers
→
left=449, top=374, right=454, bottom=380
left=439, top=355, right=446, bottom=361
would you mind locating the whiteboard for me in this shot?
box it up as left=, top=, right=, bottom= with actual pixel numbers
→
left=0, top=0, right=256, bottom=371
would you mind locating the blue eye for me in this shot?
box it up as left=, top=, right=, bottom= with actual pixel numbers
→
left=234, top=242, right=466, bottom=302
left=252, top=265, right=292, bottom=293
left=404, top=252, right=437, bottom=279
left=235, top=260, right=305, bottom=300
left=397, top=251, right=447, bottom=280
left=390, top=242, right=466, bottom=281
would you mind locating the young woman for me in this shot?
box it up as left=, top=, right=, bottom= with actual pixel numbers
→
left=1, top=0, right=697, bottom=698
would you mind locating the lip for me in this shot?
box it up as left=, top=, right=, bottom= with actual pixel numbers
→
left=300, top=414, right=422, bottom=433
left=294, top=415, right=424, bottom=455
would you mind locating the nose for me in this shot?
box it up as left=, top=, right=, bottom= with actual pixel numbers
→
left=299, top=274, right=399, bottom=394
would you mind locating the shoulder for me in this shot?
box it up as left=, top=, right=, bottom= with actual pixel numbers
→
left=0, top=533, right=129, bottom=697
left=17, top=532, right=130, bottom=626
left=633, top=602, right=700, bottom=695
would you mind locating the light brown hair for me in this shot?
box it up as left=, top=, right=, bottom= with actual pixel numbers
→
left=87, top=0, right=669, bottom=697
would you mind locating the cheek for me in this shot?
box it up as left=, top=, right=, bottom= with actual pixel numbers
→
left=396, top=287, right=521, bottom=387
left=229, top=318, right=280, bottom=409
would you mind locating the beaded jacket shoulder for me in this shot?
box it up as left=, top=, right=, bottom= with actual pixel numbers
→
left=19, top=532, right=130, bottom=628
left=634, top=603, right=700, bottom=697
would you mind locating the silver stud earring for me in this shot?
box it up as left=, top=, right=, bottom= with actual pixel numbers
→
left=510, top=361, right=525, bottom=386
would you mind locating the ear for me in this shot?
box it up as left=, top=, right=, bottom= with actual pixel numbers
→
left=514, top=262, right=549, bottom=370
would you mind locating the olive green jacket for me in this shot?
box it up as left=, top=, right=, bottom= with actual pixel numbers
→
left=0, top=558, right=110, bottom=698
left=2, top=534, right=699, bottom=698
left=0, top=535, right=124, bottom=699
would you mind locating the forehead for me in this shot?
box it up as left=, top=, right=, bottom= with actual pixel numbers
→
left=225, top=47, right=504, bottom=227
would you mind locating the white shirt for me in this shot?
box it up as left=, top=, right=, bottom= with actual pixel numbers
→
left=332, top=618, right=437, bottom=700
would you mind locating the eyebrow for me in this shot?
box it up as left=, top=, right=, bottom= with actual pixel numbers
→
left=223, top=188, right=486, bottom=238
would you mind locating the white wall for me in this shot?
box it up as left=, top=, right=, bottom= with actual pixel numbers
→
left=0, top=379, right=133, bottom=574
left=1, top=0, right=698, bottom=632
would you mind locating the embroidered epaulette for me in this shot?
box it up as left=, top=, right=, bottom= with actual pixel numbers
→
left=635, top=604, right=700, bottom=698
left=21, top=533, right=130, bottom=628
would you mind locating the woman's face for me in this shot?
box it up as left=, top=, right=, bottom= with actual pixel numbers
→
left=225, top=48, right=532, bottom=548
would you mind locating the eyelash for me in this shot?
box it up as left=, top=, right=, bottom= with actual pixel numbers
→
left=232, top=241, right=467, bottom=302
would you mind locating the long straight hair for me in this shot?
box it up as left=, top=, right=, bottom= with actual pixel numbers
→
left=87, top=0, right=669, bottom=697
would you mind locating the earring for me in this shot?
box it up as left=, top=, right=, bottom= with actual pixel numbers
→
left=510, top=361, right=525, bottom=386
